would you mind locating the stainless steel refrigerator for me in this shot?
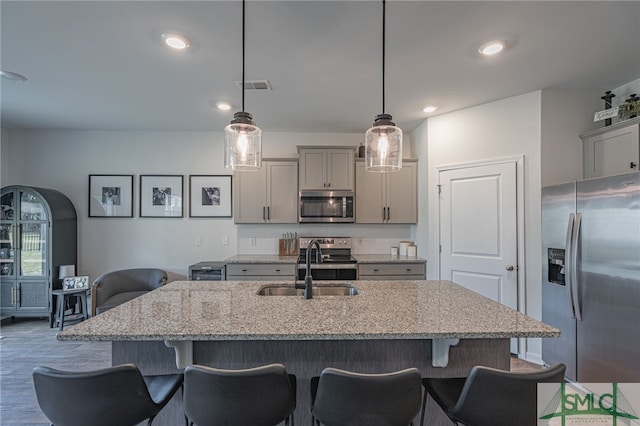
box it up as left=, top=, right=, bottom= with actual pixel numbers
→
left=542, top=172, right=640, bottom=382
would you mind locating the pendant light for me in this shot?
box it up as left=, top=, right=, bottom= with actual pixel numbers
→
left=224, top=0, right=262, bottom=171
left=365, top=0, right=402, bottom=172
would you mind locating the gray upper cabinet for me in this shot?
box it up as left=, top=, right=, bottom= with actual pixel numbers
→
left=298, top=147, right=355, bottom=191
left=582, top=117, right=640, bottom=178
left=355, top=160, right=417, bottom=224
left=234, top=159, right=298, bottom=224
left=0, top=186, right=77, bottom=321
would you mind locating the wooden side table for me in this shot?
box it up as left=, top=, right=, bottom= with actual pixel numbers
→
left=51, top=289, right=89, bottom=331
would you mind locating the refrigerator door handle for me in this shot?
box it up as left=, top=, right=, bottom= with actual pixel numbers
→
left=565, top=213, right=577, bottom=319
left=571, top=213, right=583, bottom=321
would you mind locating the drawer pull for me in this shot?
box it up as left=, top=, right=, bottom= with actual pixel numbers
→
left=406, top=268, right=412, bottom=272
left=373, top=269, right=379, bottom=272
left=275, top=269, right=281, bottom=272
left=242, top=269, right=247, bottom=272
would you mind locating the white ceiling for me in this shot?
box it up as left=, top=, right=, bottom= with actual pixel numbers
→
left=1, top=1, right=639, bottom=133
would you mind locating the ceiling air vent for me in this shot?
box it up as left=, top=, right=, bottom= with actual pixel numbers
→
left=235, top=80, right=272, bottom=90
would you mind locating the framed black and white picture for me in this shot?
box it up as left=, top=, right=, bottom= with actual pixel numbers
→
left=189, top=175, right=232, bottom=218
left=88, top=174, right=134, bottom=217
left=62, top=275, right=90, bottom=291
left=139, top=175, right=183, bottom=218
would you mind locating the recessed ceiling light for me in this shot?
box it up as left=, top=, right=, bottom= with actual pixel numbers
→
left=478, top=40, right=506, bottom=56
left=216, top=102, right=232, bottom=111
left=161, top=33, right=191, bottom=50
left=422, top=106, right=438, bottom=113
left=0, top=70, right=28, bottom=82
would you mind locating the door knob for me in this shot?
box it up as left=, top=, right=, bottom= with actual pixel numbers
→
left=506, top=265, right=515, bottom=271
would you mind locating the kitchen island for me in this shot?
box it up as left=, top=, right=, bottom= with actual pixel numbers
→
left=58, top=280, right=559, bottom=425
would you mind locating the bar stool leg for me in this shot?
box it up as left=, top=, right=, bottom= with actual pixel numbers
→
left=56, top=293, right=66, bottom=331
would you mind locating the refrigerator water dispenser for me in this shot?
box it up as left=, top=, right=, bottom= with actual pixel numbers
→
left=547, top=248, right=565, bottom=285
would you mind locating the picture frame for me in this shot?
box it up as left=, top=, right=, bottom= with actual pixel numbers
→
left=189, top=175, right=232, bottom=218
left=88, top=174, right=134, bottom=218
left=139, top=175, right=183, bottom=218
left=62, top=275, right=90, bottom=291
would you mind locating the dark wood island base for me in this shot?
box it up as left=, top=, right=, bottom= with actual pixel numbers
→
left=114, top=338, right=510, bottom=426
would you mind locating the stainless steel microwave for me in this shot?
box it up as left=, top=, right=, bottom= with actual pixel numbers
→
left=299, top=191, right=355, bottom=223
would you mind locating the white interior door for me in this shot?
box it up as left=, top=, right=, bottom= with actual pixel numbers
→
left=439, top=161, right=518, bottom=311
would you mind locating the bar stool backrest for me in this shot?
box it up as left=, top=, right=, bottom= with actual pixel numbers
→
left=312, top=367, right=422, bottom=426
left=184, top=363, right=296, bottom=426
left=33, top=363, right=167, bottom=426
left=441, top=363, right=566, bottom=426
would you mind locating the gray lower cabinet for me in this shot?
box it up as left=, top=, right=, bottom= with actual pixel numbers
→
left=358, top=262, right=426, bottom=280
left=226, top=263, right=296, bottom=281
left=0, top=186, right=77, bottom=321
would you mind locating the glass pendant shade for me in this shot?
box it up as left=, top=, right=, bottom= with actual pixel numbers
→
left=224, top=111, right=262, bottom=171
left=365, top=113, right=402, bottom=172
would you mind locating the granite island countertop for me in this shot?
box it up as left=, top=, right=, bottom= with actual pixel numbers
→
left=58, top=280, right=558, bottom=342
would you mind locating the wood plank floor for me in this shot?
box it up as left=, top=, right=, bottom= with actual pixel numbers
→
left=0, top=317, right=540, bottom=425
left=0, top=318, right=110, bottom=426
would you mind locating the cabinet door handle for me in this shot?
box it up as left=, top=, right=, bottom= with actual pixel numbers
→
left=262, top=207, right=266, bottom=220
left=267, top=206, right=271, bottom=220
left=631, top=162, right=638, bottom=170
left=387, top=207, right=391, bottom=221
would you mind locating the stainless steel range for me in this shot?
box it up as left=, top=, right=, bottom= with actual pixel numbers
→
left=297, top=237, right=357, bottom=281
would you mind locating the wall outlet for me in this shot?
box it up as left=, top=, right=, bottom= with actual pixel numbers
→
left=222, top=236, right=229, bottom=246
left=195, top=236, right=202, bottom=246
left=250, top=237, right=257, bottom=246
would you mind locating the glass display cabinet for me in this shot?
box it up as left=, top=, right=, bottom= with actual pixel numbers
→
left=0, top=186, right=77, bottom=323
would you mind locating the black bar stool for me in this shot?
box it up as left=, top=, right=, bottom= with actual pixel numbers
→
left=421, top=363, right=566, bottom=426
left=33, top=363, right=184, bottom=426
left=183, top=363, right=296, bottom=426
left=311, top=367, right=422, bottom=426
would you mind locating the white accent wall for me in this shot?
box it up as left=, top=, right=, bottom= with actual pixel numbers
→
left=0, top=129, right=414, bottom=281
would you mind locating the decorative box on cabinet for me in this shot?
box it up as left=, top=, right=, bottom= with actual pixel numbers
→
left=0, top=186, right=77, bottom=323
left=355, top=160, right=417, bottom=224
left=298, top=146, right=355, bottom=191
left=234, top=159, right=298, bottom=224
left=582, top=117, right=640, bottom=178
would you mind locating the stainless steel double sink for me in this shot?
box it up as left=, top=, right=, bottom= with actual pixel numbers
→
left=257, top=283, right=359, bottom=296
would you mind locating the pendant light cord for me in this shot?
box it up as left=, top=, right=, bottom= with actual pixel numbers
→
left=242, top=0, right=246, bottom=113
left=382, top=0, right=386, bottom=115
